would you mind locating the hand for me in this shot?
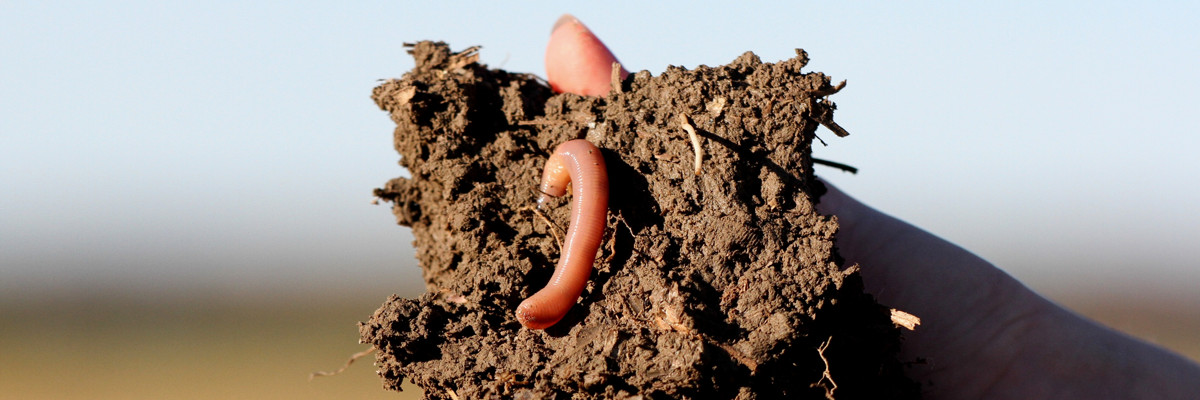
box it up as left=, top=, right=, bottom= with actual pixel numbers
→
left=544, top=14, right=1200, bottom=399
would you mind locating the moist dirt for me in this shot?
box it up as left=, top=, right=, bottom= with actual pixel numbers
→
left=360, top=41, right=919, bottom=399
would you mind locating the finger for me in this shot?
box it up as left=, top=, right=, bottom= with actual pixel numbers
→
left=545, top=14, right=630, bottom=96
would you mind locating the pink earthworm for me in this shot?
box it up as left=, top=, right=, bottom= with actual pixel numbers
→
left=516, top=139, right=609, bottom=330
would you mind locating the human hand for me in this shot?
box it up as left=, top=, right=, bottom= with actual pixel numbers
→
left=543, top=14, right=1200, bottom=399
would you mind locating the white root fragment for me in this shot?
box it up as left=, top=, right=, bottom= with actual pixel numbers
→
left=678, top=114, right=703, bottom=175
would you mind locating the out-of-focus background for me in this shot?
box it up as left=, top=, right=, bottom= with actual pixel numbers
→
left=2, top=2, right=1197, bottom=398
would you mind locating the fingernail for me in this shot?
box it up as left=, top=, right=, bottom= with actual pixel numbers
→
left=552, top=13, right=578, bottom=35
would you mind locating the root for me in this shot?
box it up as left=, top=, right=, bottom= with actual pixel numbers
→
left=601, top=219, right=619, bottom=264
left=517, top=119, right=566, bottom=126
left=816, top=337, right=837, bottom=398
left=523, top=205, right=564, bottom=251
left=678, top=114, right=703, bottom=175
left=308, top=346, right=376, bottom=381
left=609, top=212, right=657, bottom=266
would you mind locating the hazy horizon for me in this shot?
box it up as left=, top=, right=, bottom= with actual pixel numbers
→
left=3, top=2, right=1198, bottom=306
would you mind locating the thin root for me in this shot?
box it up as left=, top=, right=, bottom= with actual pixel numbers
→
left=308, top=346, right=376, bottom=381
left=445, top=388, right=461, bottom=400
left=517, top=119, right=566, bottom=126
left=602, top=222, right=618, bottom=264
left=678, top=114, right=703, bottom=175
left=608, top=213, right=653, bottom=265
left=816, top=337, right=837, bottom=398
left=528, top=206, right=565, bottom=251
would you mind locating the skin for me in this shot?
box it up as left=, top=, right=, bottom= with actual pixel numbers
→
left=516, top=139, right=609, bottom=330
left=543, top=14, right=1200, bottom=399
left=545, top=14, right=628, bottom=96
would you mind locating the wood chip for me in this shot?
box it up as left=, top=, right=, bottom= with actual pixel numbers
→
left=890, top=309, right=921, bottom=330
left=611, top=62, right=623, bottom=94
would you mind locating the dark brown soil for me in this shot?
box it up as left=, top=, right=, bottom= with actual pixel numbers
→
left=360, top=41, right=918, bottom=399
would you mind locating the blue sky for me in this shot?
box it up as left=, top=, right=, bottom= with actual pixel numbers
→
left=2, top=2, right=1198, bottom=302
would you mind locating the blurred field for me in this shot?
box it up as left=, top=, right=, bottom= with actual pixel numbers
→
left=1057, top=294, right=1200, bottom=362
left=1, top=289, right=1196, bottom=399
left=0, top=290, right=423, bottom=400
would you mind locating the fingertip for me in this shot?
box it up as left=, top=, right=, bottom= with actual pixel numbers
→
left=551, top=13, right=575, bottom=34
left=545, top=14, right=629, bottom=97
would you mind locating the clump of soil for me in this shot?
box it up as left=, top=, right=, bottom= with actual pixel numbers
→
left=361, top=41, right=917, bottom=399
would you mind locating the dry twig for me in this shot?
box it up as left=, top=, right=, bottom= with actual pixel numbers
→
left=819, top=119, right=851, bottom=138
left=812, top=157, right=858, bottom=174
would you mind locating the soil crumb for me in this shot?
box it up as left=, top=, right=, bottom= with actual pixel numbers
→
left=362, top=41, right=918, bottom=399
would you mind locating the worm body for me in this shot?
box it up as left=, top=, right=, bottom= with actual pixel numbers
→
left=516, top=139, right=609, bottom=329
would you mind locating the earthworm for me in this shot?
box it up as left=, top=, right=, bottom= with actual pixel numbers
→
left=516, top=139, right=609, bottom=329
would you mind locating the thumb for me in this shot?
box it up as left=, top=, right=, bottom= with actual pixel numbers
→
left=545, top=14, right=630, bottom=96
